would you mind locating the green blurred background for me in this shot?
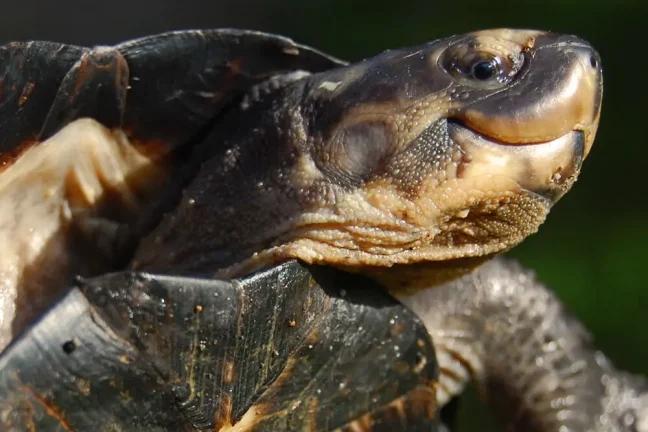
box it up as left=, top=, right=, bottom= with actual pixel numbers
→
left=1, top=0, right=646, bottom=430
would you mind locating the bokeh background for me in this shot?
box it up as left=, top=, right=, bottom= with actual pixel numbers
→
left=1, top=0, right=646, bottom=430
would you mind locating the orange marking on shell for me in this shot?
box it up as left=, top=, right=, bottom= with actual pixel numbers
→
left=113, top=53, right=128, bottom=94
left=20, top=384, right=73, bottom=431
left=213, top=393, right=233, bottom=430
left=227, top=58, right=243, bottom=74
left=21, top=395, right=36, bottom=432
left=308, top=397, right=319, bottom=431
left=18, top=82, right=35, bottom=106
left=409, top=385, right=438, bottom=420
left=73, top=54, right=90, bottom=98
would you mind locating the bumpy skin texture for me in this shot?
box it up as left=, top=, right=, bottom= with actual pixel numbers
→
left=398, top=258, right=648, bottom=432
left=133, top=30, right=601, bottom=291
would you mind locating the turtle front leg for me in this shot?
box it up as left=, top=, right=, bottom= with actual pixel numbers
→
left=0, top=45, right=136, bottom=351
left=394, top=257, right=648, bottom=432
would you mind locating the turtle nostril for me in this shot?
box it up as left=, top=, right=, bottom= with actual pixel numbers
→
left=589, top=55, right=598, bottom=69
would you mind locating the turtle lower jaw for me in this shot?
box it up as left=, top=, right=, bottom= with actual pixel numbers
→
left=218, top=191, right=550, bottom=285
left=447, top=120, right=586, bottom=205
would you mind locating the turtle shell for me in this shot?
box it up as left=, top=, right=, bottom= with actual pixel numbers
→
left=0, top=261, right=439, bottom=431
left=0, top=29, right=345, bottom=161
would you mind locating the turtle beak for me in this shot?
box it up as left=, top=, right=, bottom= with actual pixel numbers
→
left=449, top=31, right=603, bottom=203
left=456, top=32, right=603, bottom=158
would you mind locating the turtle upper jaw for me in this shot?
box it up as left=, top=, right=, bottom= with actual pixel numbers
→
left=452, top=31, right=603, bottom=160
left=440, top=31, right=603, bottom=208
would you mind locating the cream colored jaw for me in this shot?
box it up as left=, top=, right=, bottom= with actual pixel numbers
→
left=450, top=124, right=582, bottom=197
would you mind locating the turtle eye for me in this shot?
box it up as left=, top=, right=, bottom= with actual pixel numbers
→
left=440, top=43, right=524, bottom=89
left=471, top=58, right=498, bottom=81
left=452, top=52, right=507, bottom=85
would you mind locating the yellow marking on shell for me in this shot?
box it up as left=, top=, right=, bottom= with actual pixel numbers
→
left=282, top=46, right=300, bottom=56
left=217, top=402, right=267, bottom=431
left=216, top=357, right=309, bottom=431
left=224, top=361, right=236, bottom=384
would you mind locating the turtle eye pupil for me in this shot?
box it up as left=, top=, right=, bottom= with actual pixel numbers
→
left=472, top=60, right=497, bottom=81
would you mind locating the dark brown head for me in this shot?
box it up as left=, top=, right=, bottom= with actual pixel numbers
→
left=133, top=29, right=603, bottom=283
left=300, top=29, right=600, bottom=200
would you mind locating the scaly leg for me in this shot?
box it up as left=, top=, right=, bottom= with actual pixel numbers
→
left=395, top=257, right=648, bottom=431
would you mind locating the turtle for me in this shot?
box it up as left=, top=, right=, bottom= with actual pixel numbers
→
left=0, top=28, right=645, bottom=432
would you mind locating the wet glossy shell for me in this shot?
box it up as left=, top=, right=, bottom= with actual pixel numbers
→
left=0, top=261, right=438, bottom=431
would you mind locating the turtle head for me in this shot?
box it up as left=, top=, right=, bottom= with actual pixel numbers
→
left=272, top=29, right=603, bottom=280
left=302, top=29, right=602, bottom=202
left=135, top=29, right=603, bottom=286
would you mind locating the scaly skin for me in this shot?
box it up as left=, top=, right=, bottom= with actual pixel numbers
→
left=399, top=258, right=648, bottom=432
left=0, top=30, right=340, bottom=351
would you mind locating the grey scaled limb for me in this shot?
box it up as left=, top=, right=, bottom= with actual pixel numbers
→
left=395, top=257, right=648, bottom=432
left=0, top=261, right=440, bottom=431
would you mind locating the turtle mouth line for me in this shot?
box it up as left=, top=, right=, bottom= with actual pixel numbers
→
left=447, top=118, right=585, bottom=151
left=446, top=120, right=585, bottom=203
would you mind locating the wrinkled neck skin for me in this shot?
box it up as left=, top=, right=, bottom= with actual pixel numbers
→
left=132, top=78, right=311, bottom=274
left=133, top=32, right=599, bottom=284
left=132, top=66, right=549, bottom=285
left=395, top=258, right=648, bottom=432
left=127, top=46, right=647, bottom=432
